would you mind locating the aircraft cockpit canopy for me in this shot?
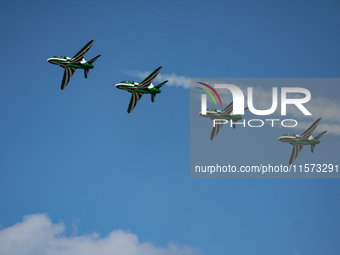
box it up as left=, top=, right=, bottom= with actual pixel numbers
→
left=283, top=133, right=296, bottom=136
left=120, top=80, right=134, bottom=84
left=53, top=56, right=67, bottom=59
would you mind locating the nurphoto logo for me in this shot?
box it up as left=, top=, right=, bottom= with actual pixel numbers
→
left=200, top=83, right=311, bottom=116
left=198, top=82, right=312, bottom=129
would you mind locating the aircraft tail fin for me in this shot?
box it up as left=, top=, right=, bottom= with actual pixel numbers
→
left=88, top=55, right=101, bottom=64
left=310, top=131, right=326, bottom=153
left=314, top=131, right=327, bottom=140
left=151, top=80, right=167, bottom=102
left=155, top=80, right=168, bottom=89
left=84, top=55, right=100, bottom=78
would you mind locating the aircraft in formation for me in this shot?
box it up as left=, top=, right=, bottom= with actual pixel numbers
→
left=199, top=100, right=327, bottom=163
left=278, top=118, right=326, bottom=164
left=115, top=66, right=168, bottom=113
left=47, top=40, right=101, bottom=90
left=199, top=102, right=248, bottom=140
left=47, top=42, right=327, bottom=164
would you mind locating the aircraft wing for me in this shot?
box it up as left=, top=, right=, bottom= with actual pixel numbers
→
left=138, top=66, right=163, bottom=89
left=300, top=118, right=322, bottom=140
left=61, top=66, right=76, bottom=90
left=210, top=122, right=224, bottom=140
left=127, top=91, right=143, bottom=113
left=289, top=143, right=304, bottom=165
left=220, top=101, right=233, bottom=116
left=70, top=40, right=95, bottom=63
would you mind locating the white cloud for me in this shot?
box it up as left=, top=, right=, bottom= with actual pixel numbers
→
left=0, top=214, right=198, bottom=255
left=124, top=71, right=190, bottom=89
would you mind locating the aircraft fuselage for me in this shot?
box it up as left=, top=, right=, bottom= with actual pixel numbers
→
left=115, top=82, right=161, bottom=94
left=47, top=57, right=94, bottom=70
left=278, top=134, right=320, bottom=145
left=199, top=111, right=242, bottom=121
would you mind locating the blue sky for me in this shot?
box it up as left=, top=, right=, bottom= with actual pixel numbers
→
left=0, top=0, right=340, bottom=255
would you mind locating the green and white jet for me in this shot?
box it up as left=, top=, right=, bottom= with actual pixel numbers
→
left=199, top=102, right=248, bottom=140
left=278, top=118, right=327, bottom=165
left=115, top=66, right=168, bottom=113
left=47, top=40, right=101, bottom=90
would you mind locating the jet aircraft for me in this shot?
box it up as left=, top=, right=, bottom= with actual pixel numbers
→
left=115, top=66, right=168, bottom=113
left=199, top=102, right=248, bottom=140
left=278, top=118, right=327, bottom=164
left=47, top=40, right=101, bottom=90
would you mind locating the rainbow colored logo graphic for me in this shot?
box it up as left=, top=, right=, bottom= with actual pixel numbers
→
left=196, top=82, right=223, bottom=106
